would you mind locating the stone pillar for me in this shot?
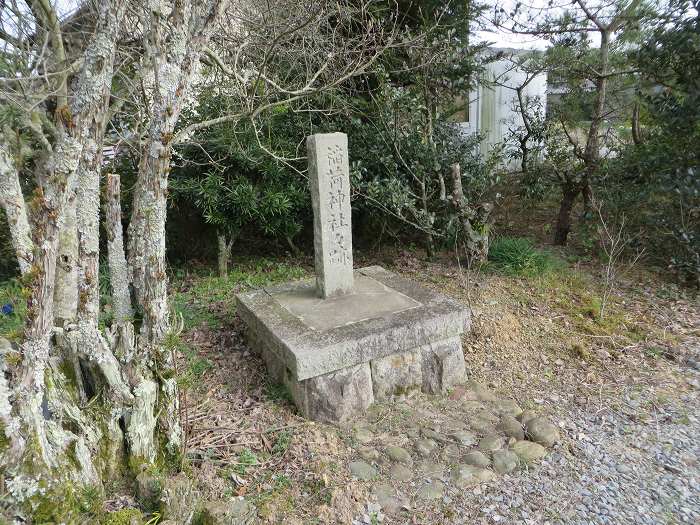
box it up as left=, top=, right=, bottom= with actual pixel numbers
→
left=307, top=132, right=354, bottom=298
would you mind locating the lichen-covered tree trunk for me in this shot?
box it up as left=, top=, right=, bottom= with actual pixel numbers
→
left=1, top=1, right=134, bottom=509
left=53, top=191, right=78, bottom=325
left=0, top=139, right=33, bottom=274
left=126, top=0, right=229, bottom=459
left=105, top=173, right=134, bottom=324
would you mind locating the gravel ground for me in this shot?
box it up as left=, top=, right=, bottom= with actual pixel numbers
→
left=350, top=363, right=699, bottom=525
left=459, top=371, right=700, bottom=525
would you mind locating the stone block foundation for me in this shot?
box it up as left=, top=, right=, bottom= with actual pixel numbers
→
left=236, top=266, right=470, bottom=423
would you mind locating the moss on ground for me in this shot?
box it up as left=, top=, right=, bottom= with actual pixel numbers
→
left=101, top=508, right=144, bottom=525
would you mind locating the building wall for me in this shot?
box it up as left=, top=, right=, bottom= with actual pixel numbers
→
left=458, top=52, right=547, bottom=171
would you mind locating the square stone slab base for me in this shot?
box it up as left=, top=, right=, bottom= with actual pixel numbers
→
left=236, top=266, right=469, bottom=423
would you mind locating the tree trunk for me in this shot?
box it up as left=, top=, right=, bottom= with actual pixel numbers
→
left=553, top=182, right=580, bottom=245
left=217, top=230, right=233, bottom=277
left=581, top=181, right=593, bottom=218
left=2, top=1, right=135, bottom=502
left=54, top=191, right=78, bottom=325
left=520, top=139, right=529, bottom=175
left=0, top=139, right=33, bottom=274
left=419, top=180, right=434, bottom=258
left=127, top=0, right=229, bottom=458
left=632, top=100, right=642, bottom=145
left=580, top=29, right=610, bottom=210
left=450, top=163, right=489, bottom=262
left=105, top=173, right=134, bottom=323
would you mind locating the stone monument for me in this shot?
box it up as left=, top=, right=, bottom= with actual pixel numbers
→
left=236, top=132, right=469, bottom=423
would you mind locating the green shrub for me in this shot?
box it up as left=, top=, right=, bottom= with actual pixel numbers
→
left=488, top=237, right=560, bottom=276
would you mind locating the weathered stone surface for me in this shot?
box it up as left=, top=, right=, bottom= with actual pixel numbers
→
left=353, top=426, right=374, bottom=444
left=511, top=440, right=547, bottom=463
left=236, top=265, right=469, bottom=422
left=493, top=450, right=520, bottom=474
left=237, top=268, right=469, bottom=422
left=307, top=132, right=353, bottom=298
left=421, top=336, right=466, bottom=394
left=448, top=385, right=479, bottom=401
left=478, top=435, right=505, bottom=452
left=160, top=474, right=198, bottom=524
left=418, top=460, right=445, bottom=479
left=442, top=443, right=462, bottom=463
left=525, top=417, right=560, bottom=447
left=422, top=428, right=451, bottom=444
left=518, top=409, right=538, bottom=425
left=415, top=438, right=438, bottom=457
left=417, top=480, right=445, bottom=500
left=493, top=399, right=524, bottom=417
left=469, top=415, right=496, bottom=434
left=358, top=447, right=380, bottom=462
left=236, top=266, right=468, bottom=382
left=464, top=450, right=491, bottom=468
left=200, top=498, right=256, bottom=525
left=274, top=273, right=421, bottom=332
left=292, top=362, right=373, bottom=423
left=389, top=463, right=413, bottom=481
left=498, top=415, right=525, bottom=440
left=468, top=381, right=499, bottom=402
left=451, top=430, right=477, bottom=446
left=371, top=348, right=422, bottom=400
left=374, top=483, right=406, bottom=515
left=349, top=461, right=377, bottom=480
left=386, top=446, right=413, bottom=465
left=450, top=465, right=495, bottom=488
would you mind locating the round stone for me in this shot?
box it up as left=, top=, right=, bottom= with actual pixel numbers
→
left=374, top=483, right=405, bottom=515
left=417, top=480, right=445, bottom=500
left=493, top=399, right=523, bottom=418
left=442, top=443, right=462, bottom=463
left=389, top=463, right=413, bottom=482
left=492, top=450, right=520, bottom=474
left=511, top=440, right=547, bottom=463
left=359, top=447, right=380, bottom=462
left=469, top=416, right=496, bottom=434
left=463, top=451, right=491, bottom=468
left=525, top=417, right=560, bottom=447
left=415, top=438, right=437, bottom=457
left=517, top=409, right=538, bottom=424
left=385, top=446, right=413, bottom=465
left=421, top=428, right=451, bottom=443
left=349, top=460, right=377, bottom=480
left=406, top=427, right=420, bottom=439
left=450, top=465, right=495, bottom=488
left=498, top=415, right=525, bottom=441
left=478, top=435, right=504, bottom=452
left=451, top=430, right=477, bottom=446
left=418, top=460, right=445, bottom=479
left=468, top=381, right=499, bottom=402
left=353, top=427, right=374, bottom=444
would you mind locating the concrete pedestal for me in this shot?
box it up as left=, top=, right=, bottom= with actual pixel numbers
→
left=236, top=266, right=469, bottom=423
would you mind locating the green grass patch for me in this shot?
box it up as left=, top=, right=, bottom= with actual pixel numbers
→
left=232, top=448, right=259, bottom=476
left=172, top=259, right=307, bottom=330
left=488, top=236, right=562, bottom=276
